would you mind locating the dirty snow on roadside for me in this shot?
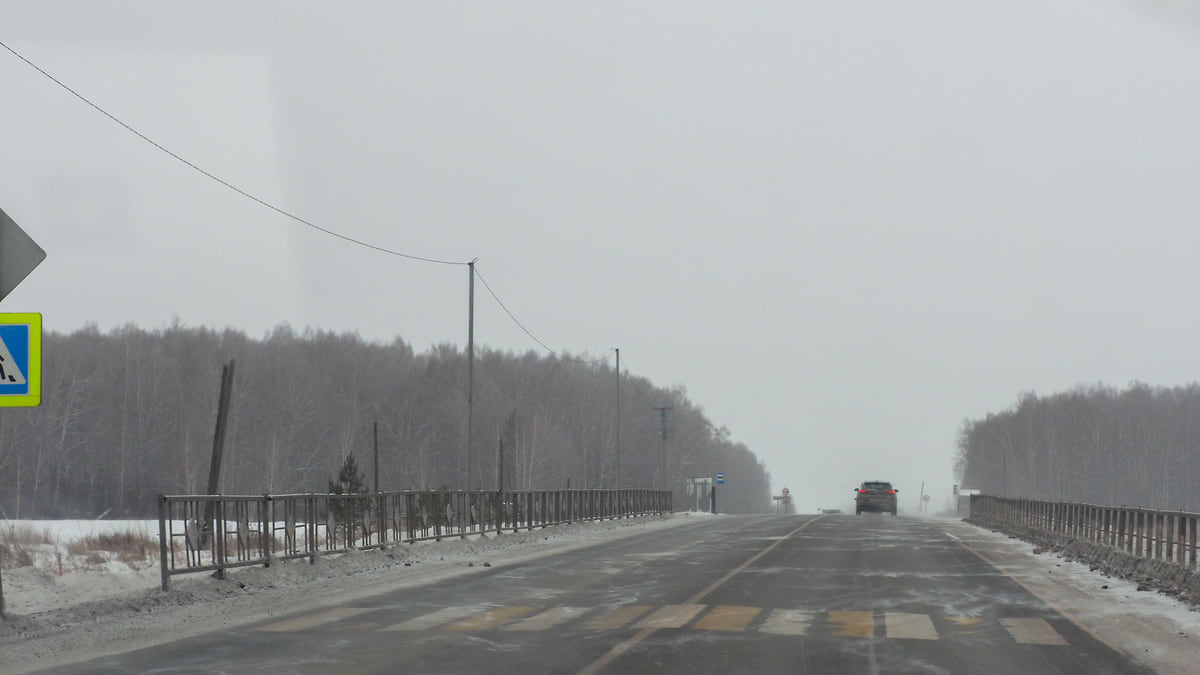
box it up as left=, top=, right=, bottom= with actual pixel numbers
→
left=936, top=518, right=1200, bottom=675
left=0, top=513, right=706, bottom=673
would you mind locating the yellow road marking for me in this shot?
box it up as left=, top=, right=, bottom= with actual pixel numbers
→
left=1000, top=618, right=1068, bottom=645
left=586, top=605, right=654, bottom=630
left=443, top=606, right=539, bottom=631
left=503, top=607, right=590, bottom=631
left=633, top=604, right=707, bottom=629
left=885, top=613, right=938, bottom=640
left=253, top=607, right=373, bottom=632
left=759, top=609, right=813, bottom=635
left=692, top=605, right=761, bottom=632
left=828, top=611, right=875, bottom=638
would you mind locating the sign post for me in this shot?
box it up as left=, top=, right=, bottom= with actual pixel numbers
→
left=0, top=206, right=46, bottom=621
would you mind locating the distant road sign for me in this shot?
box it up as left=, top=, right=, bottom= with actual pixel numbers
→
left=782, top=487, right=790, bottom=496
left=715, top=472, right=725, bottom=484
left=0, top=313, right=41, bottom=407
left=922, top=494, right=931, bottom=502
left=0, top=207, right=46, bottom=303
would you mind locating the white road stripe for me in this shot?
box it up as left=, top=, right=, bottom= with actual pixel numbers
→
left=758, top=609, right=813, bottom=635
left=633, top=604, right=707, bottom=629
left=1000, top=618, right=1068, bottom=645
left=885, top=613, right=939, bottom=640
left=383, top=606, right=487, bottom=631
left=503, top=607, right=589, bottom=631
left=253, top=607, right=373, bottom=632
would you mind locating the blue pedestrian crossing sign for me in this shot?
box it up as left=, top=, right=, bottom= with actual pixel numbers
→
left=0, top=313, right=41, bottom=407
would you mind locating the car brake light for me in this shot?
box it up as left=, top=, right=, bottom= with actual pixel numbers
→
left=887, top=490, right=895, bottom=495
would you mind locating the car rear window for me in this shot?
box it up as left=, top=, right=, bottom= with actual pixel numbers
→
left=862, top=482, right=892, bottom=491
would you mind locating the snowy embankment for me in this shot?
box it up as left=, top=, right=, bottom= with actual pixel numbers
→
left=0, top=513, right=705, bottom=673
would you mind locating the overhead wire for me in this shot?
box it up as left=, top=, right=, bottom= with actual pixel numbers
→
left=0, top=37, right=616, bottom=362
left=474, top=266, right=614, bottom=365
left=0, top=37, right=465, bottom=267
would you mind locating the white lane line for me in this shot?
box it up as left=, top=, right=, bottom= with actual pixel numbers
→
left=758, top=609, right=813, bottom=635
left=1000, top=617, right=1069, bottom=645
left=884, top=613, right=939, bottom=640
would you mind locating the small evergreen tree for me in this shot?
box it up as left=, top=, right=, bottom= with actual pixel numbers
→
left=328, top=453, right=368, bottom=533
left=328, top=453, right=368, bottom=496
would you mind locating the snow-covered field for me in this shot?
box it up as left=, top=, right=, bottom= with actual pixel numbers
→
left=1, top=514, right=1197, bottom=674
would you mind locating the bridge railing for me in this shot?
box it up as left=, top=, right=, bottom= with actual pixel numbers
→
left=157, top=488, right=672, bottom=589
left=969, top=495, right=1199, bottom=570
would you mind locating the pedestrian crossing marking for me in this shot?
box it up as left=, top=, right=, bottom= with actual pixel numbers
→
left=503, top=607, right=589, bottom=631
left=587, top=605, right=654, bottom=630
left=1000, top=618, right=1068, bottom=645
left=633, top=604, right=706, bottom=629
left=759, top=609, right=813, bottom=636
left=692, top=605, right=761, bottom=632
left=885, top=613, right=938, bottom=640
left=384, top=606, right=487, bottom=631
left=267, top=604, right=1075, bottom=648
left=828, top=610, right=875, bottom=638
left=443, top=606, right=538, bottom=631
left=254, top=607, right=373, bottom=632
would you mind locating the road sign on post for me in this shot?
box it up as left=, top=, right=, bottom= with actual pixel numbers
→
left=0, top=313, right=41, bottom=407
left=0, top=207, right=47, bottom=303
left=715, top=472, right=725, bottom=484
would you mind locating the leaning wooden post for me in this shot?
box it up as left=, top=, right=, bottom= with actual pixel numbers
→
left=201, top=360, right=236, bottom=547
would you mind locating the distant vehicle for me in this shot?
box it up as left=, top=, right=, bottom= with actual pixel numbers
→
left=855, top=481, right=898, bottom=515
left=820, top=508, right=842, bottom=514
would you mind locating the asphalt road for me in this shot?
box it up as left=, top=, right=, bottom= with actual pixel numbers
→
left=49, top=515, right=1155, bottom=674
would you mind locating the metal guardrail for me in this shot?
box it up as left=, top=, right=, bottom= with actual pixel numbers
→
left=969, top=495, right=1200, bottom=570
left=157, top=489, right=671, bottom=589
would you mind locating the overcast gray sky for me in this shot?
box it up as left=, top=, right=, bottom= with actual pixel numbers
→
left=3, top=1, right=1199, bottom=513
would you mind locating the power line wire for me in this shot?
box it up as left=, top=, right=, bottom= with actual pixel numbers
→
left=0, top=38, right=466, bottom=267
left=2, top=37, right=619, bottom=361
left=474, top=266, right=614, bottom=365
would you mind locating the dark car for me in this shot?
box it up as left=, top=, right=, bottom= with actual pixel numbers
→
left=855, top=481, right=898, bottom=515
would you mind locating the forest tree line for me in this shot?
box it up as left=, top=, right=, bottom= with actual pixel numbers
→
left=0, top=322, right=772, bottom=518
left=954, top=382, right=1200, bottom=512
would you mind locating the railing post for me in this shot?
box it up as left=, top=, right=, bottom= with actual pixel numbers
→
left=263, top=495, right=273, bottom=568
left=214, top=498, right=227, bottom=580
left=158, top=495, right=170, bottom=591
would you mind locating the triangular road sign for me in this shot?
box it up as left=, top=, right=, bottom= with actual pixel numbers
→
left=0, top=206, right=47, bottom=302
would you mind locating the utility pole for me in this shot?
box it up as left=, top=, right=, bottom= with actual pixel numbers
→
left=201, top=360, right=235, bottom=550
left=653, top=404, right=673, bottom=490
left=467, top=260, right=475, bottom=491
left=497, top=431, right=504, bottom=494
left=615, top=348, right=620, bottom=489
left=373, top=421, right=379, bottom=493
